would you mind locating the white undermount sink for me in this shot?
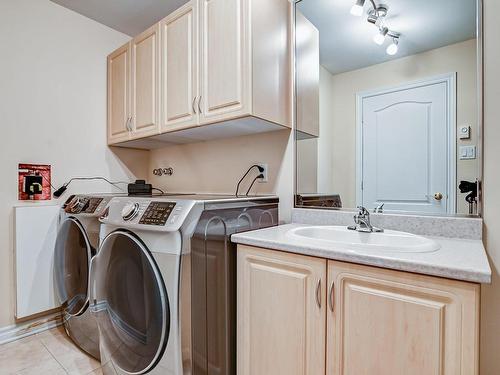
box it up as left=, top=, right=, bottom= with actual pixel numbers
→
left=286, top=226, right=440, bottom=254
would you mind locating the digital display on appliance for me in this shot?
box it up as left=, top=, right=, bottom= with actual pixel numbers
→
left=139, top=202, right=176, bottom=226
left=84, top=198, right=104, bottom=214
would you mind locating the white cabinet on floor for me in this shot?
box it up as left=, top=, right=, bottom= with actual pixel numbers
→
left=237, top=245, right=480, bottom=375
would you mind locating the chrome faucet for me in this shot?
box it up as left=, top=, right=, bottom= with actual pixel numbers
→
left=348, top=206, right=384, bottom=233
left=373, top=203, right=384, bottom=213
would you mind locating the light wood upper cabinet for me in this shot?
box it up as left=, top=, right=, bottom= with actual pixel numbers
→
left=130, top=24, right=160, bottom=139
left=160, top=2, right=198, bottom=131
left=327, top=260, right=480, bottom=375
left=295, top=10, right=319, bottom=139
left=237, top=245, right=326, bottom=375
left=107, top=0, right=291, bottom=146
left=107, top=43, right=131, bottom=144
left=198, top=0, right=250, bottom=124
left=198, top=0, right=291, bottom=126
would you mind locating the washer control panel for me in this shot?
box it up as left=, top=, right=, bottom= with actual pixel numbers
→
left=84, top=197, right=104, bottom=214
left=139, top=201, right=176, bottom=226
left=64, top=195, right=110, bottom=216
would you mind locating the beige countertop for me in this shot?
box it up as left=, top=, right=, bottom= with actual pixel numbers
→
left=232, top=223, right=492, bottom=284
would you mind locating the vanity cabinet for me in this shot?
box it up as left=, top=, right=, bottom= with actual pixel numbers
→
left=237, top=245, right=480, bottom=375
left=237, top=245, right=326, bottom=375
left=108, top=0, right=291, bottom=146
left=327, top=260, right=479, bottom=375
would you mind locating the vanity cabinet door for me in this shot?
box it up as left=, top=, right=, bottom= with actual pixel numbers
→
left=160, top=1, right=199, bottom=132
left=237, top=245, right=326, bottom=375
left=130, top=24, right=160, bottom=139
left=327, top=260, right=480, bottom=375
left=198, top=0, right=251, bottom=124
left=107, top=43, right=131, bottom=144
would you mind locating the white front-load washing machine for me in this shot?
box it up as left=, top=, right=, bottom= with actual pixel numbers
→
left=90, top=195, right=279, bottom=375
left=54, top=194, right=118, bottom=359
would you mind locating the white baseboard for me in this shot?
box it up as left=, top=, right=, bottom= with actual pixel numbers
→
left=0, top=312, right=62, bottom=345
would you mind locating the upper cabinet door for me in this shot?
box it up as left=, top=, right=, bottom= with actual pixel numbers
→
left=237, top=245, right=326, bottom=375
left=107, top=43, right=131, bottom=144
left=199, top=0, right=251, bottom=124
left=160, top=1, right=198, bottom=132
left=327, top=260, right=480, bottom=375
left=130, top=24, right=160, bottom=139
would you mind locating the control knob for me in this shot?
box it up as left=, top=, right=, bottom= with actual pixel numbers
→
left=122, top=202, right=140, bottom=221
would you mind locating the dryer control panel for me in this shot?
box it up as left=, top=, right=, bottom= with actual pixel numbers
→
left=139, top=202, right=176, bottom=226
left=100, top=197, right=196, bottom=232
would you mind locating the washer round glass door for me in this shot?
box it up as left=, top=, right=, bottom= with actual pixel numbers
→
left=54, top=217, right=93, bottom=316
left=93, top=231, right=169, bottom=375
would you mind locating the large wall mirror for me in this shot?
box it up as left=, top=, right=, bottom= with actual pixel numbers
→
left=294, top=0, right=482, bottom=217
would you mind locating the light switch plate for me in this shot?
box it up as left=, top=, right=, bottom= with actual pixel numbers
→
left=459, top=145, right=476, bottom=160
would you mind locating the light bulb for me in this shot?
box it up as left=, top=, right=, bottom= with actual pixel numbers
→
left=373, top=33, right=385, bottom=45
left=386, top=39, right=399, bottom=55
left=373, top=27, right=388, bottom=45
left=350, top=0, right=365, bottom=16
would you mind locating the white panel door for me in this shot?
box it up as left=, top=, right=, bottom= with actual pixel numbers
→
left=360, top=76, right=455, bottom=214
left=160, top=1, right=198, bottom=132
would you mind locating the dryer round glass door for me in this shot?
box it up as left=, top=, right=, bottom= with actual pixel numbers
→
left=93, top=231, right=170, bottom=375
left=54, top=217, right=93, bottom=316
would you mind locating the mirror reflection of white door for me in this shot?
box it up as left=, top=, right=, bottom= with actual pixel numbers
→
left=357, top=74, right=456, bottom=214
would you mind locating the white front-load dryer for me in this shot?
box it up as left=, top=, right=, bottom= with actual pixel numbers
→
left=90, top=197, right=201, bottom=375
left=54, top=194, right=117, bottom=359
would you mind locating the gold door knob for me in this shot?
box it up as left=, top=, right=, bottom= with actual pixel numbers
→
left=434, top=192, right=443, bottom=201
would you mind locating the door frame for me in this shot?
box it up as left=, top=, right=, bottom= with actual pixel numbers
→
left=355, top=72, right=457, bottom=214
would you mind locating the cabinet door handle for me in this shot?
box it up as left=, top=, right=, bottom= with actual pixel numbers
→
left=197, top=96, right=202, bottom=114
left=192, top=97, right=197, bottom=114
left=315, top=279, right=322, bottom=309
left=125, top=117, right=130, bottom=131
left=127, top=116, right=133, bottom=132
left=329, top=281, right=335, bottom=312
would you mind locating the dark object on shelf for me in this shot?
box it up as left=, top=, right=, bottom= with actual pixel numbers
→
left=128, top=180, right=153, bottom=196
left=459, top=180, right=478, bottom=215
left=296, top=194, right=342, bottom=208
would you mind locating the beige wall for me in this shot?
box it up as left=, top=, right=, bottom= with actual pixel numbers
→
left=0, top=0, right=148, bottom=329
left=149, top=129, right=294, bottom=220
left=325, top=39, right=478, bottom=213
left=481, top=0, right=500, bottom=373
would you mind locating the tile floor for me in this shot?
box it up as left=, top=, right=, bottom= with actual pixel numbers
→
left=0, top=326, right=102, bottom=375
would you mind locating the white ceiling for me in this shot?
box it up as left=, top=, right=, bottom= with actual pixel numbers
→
left=297, top=0, right=477, bottom=74
left=50, top=0, right=189, bottom=36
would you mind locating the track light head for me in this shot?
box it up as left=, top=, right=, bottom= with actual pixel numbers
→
left=350, top=0, right=366, bottom=17
left=386, top=37, right=399, bottom=55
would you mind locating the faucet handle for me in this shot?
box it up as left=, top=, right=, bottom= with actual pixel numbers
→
left=357, top=206, right=369, bottom=216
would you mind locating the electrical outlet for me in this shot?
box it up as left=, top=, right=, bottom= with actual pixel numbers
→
left=257, top=163, right=268, bottom=183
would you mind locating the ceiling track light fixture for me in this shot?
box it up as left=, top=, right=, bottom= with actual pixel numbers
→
left=350, top=0, right=366, bottom=17
left=350, top=0, right=402, bottom=55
